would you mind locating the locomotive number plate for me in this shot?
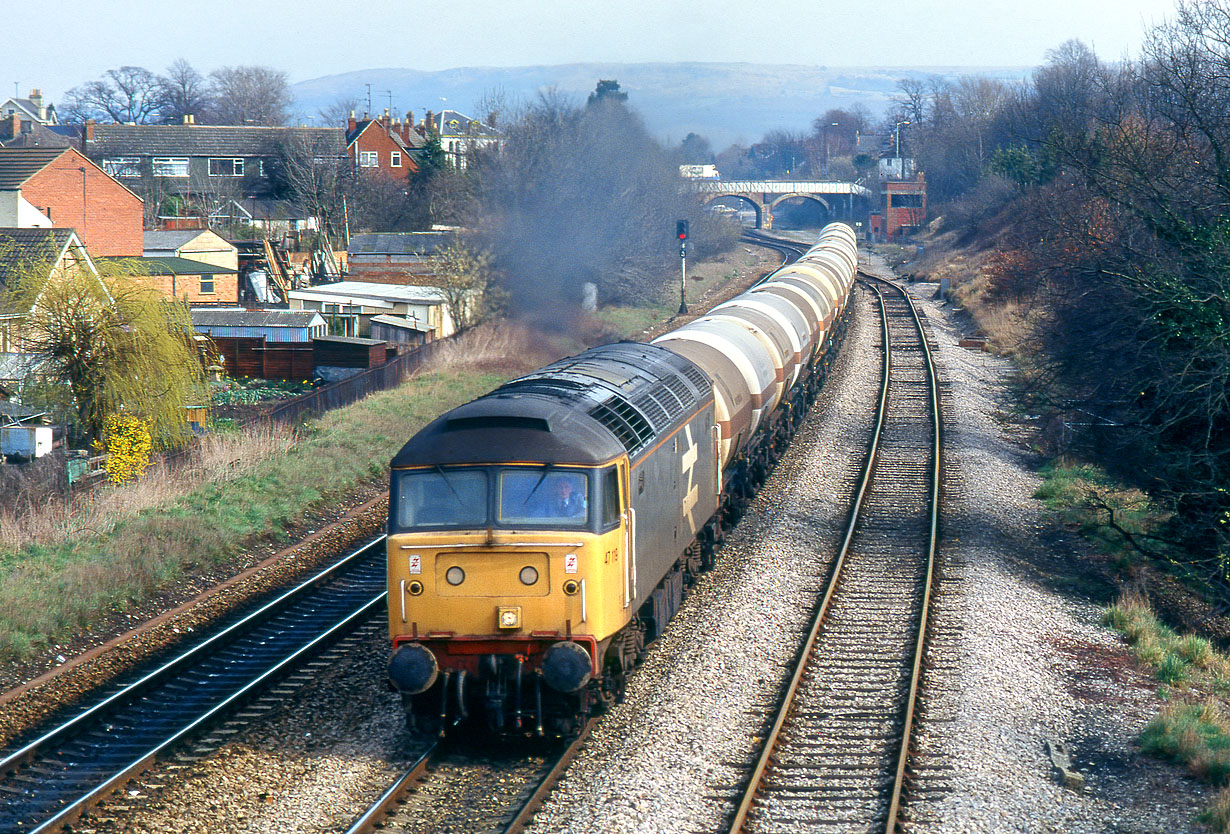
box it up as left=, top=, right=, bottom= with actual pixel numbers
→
left=408, top=554, right=422, bottom=574
left=564, top=553, right=578, bottom=574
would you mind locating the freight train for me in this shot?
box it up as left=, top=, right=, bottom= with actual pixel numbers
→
left=385, top=223, right=858, bottom=735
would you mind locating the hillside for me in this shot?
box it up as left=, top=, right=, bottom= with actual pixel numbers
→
left=291, top=62, right=1031, bottom=148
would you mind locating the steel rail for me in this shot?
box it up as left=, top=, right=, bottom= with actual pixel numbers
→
left=30, top=592, right=386, bottom=834
left=498, top=721, right=594, bottom=834
left=342, top=742, right=440, bottom=834
left=0, top=535, right=389, bottom=833
left=881, top=276, right=942, bottom=834
left=727, top=279, right=893, bottom=833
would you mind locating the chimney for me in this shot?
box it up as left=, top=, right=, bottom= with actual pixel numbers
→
left=382, top=107, right=390, bottom=127
left=182, top=114, right=195, bottom=125
left=28, top=89, right=44, bottom=121
left=348, top=110, right=357, bottom=133
left=83, top=119, right=95, bottom=142
left=425, top=110, right=434, bottom=135
left=1, top=112, right=18, bottom=141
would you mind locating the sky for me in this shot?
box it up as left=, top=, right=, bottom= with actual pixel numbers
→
left=6, top=0, right=1181, bottom=104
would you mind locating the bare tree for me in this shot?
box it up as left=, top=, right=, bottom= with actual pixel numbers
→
left=62, top=66, right=164, bottom=124
left=317, top=95, right=362, bottom=127
left=274, top=131, right=350, bottom=240
left=158, top=59, right=213, bottom=124
left=208, top=65, right=293, bottom=126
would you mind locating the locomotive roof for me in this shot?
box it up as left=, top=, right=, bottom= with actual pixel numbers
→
left=391, top=341, right=713, bottom=468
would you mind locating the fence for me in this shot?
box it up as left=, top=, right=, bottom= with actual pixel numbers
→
left=243, top=339, right=447, bottom=430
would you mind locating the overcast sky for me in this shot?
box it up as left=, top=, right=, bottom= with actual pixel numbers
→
left=7, top=0, right=1180, bottom=103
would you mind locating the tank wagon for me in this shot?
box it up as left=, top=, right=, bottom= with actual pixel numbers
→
left=386, top=223, right=858, bottom=735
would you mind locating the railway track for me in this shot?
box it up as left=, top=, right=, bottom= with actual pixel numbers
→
left=729, top=274, right=942, bottom=833
left=343, top=723, right=592, bottom=834
left=0, top=536, right=389, bottom=833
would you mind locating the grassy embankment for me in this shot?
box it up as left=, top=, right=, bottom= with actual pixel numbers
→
left=0, top=305, right=669, bottom=667
left=895, top=232, right=1230, bottom=827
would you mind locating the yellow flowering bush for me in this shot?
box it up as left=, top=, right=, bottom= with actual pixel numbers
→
left=99, top=413, right=153, bottom=484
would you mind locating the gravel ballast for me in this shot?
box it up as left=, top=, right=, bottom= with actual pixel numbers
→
left=525, top=254, right=1209, bottom=833
left=19, top=246, right=1212, bottom=833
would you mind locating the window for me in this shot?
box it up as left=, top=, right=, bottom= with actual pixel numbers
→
left=208, top=157, right=244, bottom=177
left=390, top=151, right=401, bottom=168
left=396, top=469, right=489, bottom=528
left=601, top=466, right=622, bottom=528
left=498, top=470, right=589, bottom=527
left=359, top=151, right=378, bottom=168
left=102, top=157, right=141, bottom=177
left=152, top=157, right=189, bottom=177
left=199, top=276, right=215, bottom=294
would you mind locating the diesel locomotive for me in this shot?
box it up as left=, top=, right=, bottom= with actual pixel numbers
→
left=385, top=223, right=858, bottom=735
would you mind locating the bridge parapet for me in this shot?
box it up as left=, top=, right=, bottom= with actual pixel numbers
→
left=691, top=180, right=871, bottom=229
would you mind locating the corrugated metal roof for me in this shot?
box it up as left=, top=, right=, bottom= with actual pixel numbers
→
left=314, top=334, right=385, bottom=347
left=289, top=281, right=446, bottom=305
left=371, top=314, right=431, bottom=332
left=191, top=308, right=324, bottom=328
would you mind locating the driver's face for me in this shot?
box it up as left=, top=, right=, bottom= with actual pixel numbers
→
left=557, top=480, right=572, bottom=497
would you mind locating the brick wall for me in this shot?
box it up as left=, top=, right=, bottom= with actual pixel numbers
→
left=142, top=272, right=239, bottom=304
left=22, top=148, right=143, bottom=256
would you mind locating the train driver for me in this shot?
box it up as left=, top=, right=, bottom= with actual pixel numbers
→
left=540, top=474, right=587, bottom=519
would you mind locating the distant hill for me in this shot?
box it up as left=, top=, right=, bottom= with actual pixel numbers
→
left=291, top=62, right=1032, bottom=150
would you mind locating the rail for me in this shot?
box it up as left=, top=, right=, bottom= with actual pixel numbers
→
left=728, top=274, right=942, bottom=833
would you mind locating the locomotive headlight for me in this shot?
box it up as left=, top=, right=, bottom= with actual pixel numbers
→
left=563, top=580, right=580, bottom=595
left=407, top=581, right=423, bottom=595
left=519, top=566, right=539, bottom=586
left=445, top=566, right=465, bottom=586
left=497, top=606, right=521, bottom=629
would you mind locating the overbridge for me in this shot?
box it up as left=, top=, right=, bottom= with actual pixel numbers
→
left=691, top=180, right=872, bottom=230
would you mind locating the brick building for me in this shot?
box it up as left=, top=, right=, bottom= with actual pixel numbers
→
left=346, top=112, right=423, bottom=177
left=868, top=171, right=928, bottom=242
left=0, top=147, right=143, bottom=256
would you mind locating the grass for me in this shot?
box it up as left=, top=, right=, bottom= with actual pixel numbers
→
left=0, top=310, right=678, bottom=666
left=1033, top=460, right=1170, bottom=564
left=1105, top=593, right=1230, bottom=830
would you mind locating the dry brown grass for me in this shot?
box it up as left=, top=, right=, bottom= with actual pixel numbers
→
left=425, top=321, right=568, bottom=376
left=0, top=423, right=297, bottom=553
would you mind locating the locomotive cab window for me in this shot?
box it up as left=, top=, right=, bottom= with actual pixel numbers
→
left=600, top=466, right=622, bottom=529
left=396, top=468, right=488, bottom=528
left=498, top=469, right=589, bottom=527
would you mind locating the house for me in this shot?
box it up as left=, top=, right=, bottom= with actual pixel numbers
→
left=0, top=117, right=75, bottom=149
left=286, top=280, right=453, bottom=340
left=144, top=229, right=239, bottom=274
left=346, top=111, right=424, bottom=178
left=431, top=110, right=500, bottom=170
left=0, top=147, right=143, bottom=256
left=0, top=227, right=102, bottom=386
left=0, top=90, right=58, bottom=130
left=346, top=231, right=452, bottom=283
left=81, top=120, right=346, bottom=201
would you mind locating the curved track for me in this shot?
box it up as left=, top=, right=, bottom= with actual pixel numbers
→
left=0, top=538, right=388, bottom=833
left=730, top=274, right=942, bottom=833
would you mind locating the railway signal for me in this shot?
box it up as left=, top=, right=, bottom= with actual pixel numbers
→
left=677, top=220, right=689, bottom=314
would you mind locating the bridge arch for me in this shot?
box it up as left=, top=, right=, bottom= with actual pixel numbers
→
left=703, top=194, right=764, bottom=228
